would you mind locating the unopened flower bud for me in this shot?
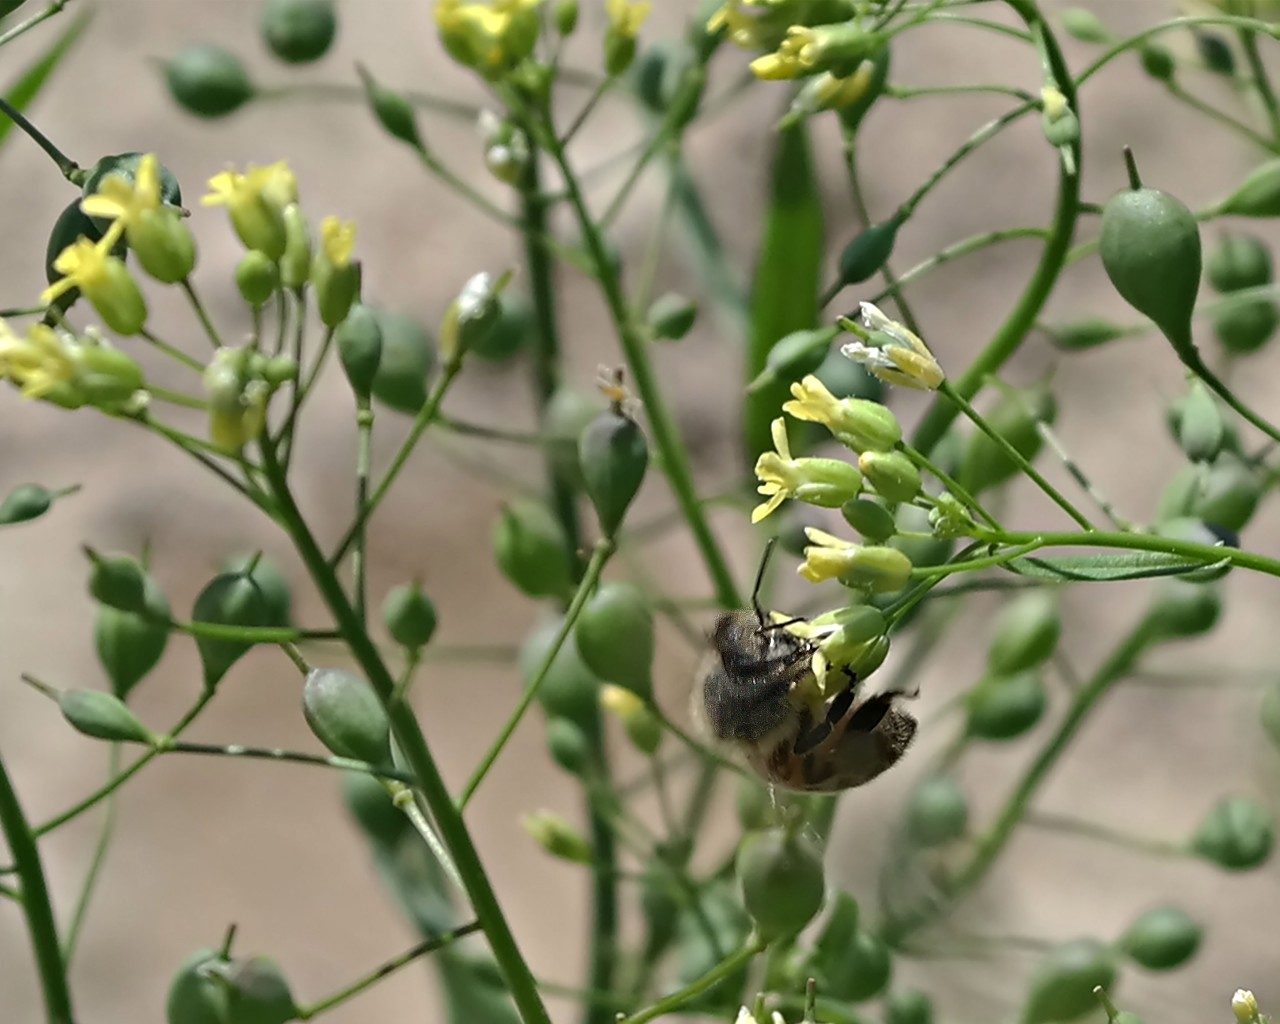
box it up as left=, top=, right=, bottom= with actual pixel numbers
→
left=335, top=303, right=383, bottom=401
left=1233, top=990, right=1260, bottom=1024
left=279, top=204, right=311, bottom=290
left=439, top=271, right=505, bottom=365
left=382, top=581, right=437, bottom=650
left=166, top=45, right=255, bottom=118
left=859, top=450, right=921, bottom=503
left=358, top=64, right=423, bottom=152
left=129, top=207, right=197, bottom=283
left=236, top=250, right=280, bottom=308
left=600, top=683, right=662, bottom=754
left=841, top=497, right=896, bottom=542
left=784, top=375, right=901, bottom=452
left=799, top=528, right=912, bottom=593
left=523, top=811, right=593, bottom=864
left=312, top=216, right=360, bottom=327
left=580, top=394, right=649, bottom=537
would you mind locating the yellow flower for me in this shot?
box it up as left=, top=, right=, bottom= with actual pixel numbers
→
left=839, top=301, right=944, bottom=391
left=752, top=417, right=862, bottom=522
left=799, top=527, right=912, bottom=593
left=0, top=320, right=144, bottom=410
left=202, top=161, right=297, bottom=259
left=749, top=28, right=812, bottom=80
left=41, top=238, right=148, bottom=336
left=749, top=21, right=880, bottom=81
left=0, top=320, right=76, bottom=402
left=434, top=0, right=542, bottom=78
left=783, top=374, right=901, bottom=452
left=82, top=154, right=196, bottom=284
left=319, top=216, right=356, bottom=267
left=606, top=0, right=650, bottom=36
left=80, top=153, right=163, bottom=248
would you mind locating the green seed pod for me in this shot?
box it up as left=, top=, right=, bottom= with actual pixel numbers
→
left=221, top=554, right=292, bottom=625
left=96, top=573, right=170, bottom=700
left=166, top=45, right=255, bottom=118
left=1062, top=8, right=1108, bottom=43
left=166, top=949, right=231, bottom=1024
left=1261, top=680, right=1280, bottom=751
left=341, top=770, right=408, bottom=848
left=369, top=308, right=435, bottom=415
left=1023, top=939, right=1118, bottom=1024
left=906, top=775, right=968, bottom=847
left=640, top=857, right=680, bottom=958
left=1193, top=454, right=1262, bottom=532
left=842, top=497, right=897, bottom=542
left=86, top=549, right=149, bottom=614
left=1216, top=159, right=1280, bottom=218
left=192, top=568, right=285, bottom=688
left=357, top=65, right=422, bottom=151
left=235, top=251, right=280, bottom=309
left=382, top=582, right=437, bottom=650
left=858, top=450, right=921, bottom=503
left=470, top=293, right=529, bottom=362
left=1119, top=906, right=1202, bottom=971
left=810, top=893, right=892, bottom=1002
left=966, top=671, right=1047, bottom=741
left=1215, top=298, right=1279, bottom=354
left=575, top=582, right=653, bottom=699
left=546, top=716, right=591, bottom=776
left=224, top=957, right=297, bottom=1024
left=749, top=327, right=839, bottom=393
left=1147, top=580, right=1222, bottom=639
left=335, top=304, right=383, bottom=401
left=1175, top=382, right=1225, bottom=462
left=1207, top=234, right=1272, bottom=292
left=522, top=616, right=601, bottom=728
left=302, top=668, right=391, bottom=765
left=1138, top=43, right=1175, bottom=82
left=737, top=828, right=825, bottom=939
left=580, top=405, right=649, bottom=537
left=648, top=292, right=698, bottom=341
left=1195, top=30, right=1235, bottom=75
left=555, top=0, right=578, bottom=34
left=1043, top=317, right=1131, bottom=351
left=524, top=811, right=593, bottom=863
left=493, top=500, right=572, bottom=600
left=1100, top=178, right=1201, bottom=356
left=837, top=215, right=902, bottom=287
left=0, top=483, right=58, bottom=525
left=261, top=0, right=336, bottom=63
left=988, top=591, right=1061, bottom=675
left=887, top=990, right=933, bottom=1024
left=1192, top=796, right=1273, bottom=870
left=735, top=779, right=773, bottom=831
left=959, top=382, right=1056, bottom=493
left=58, top=689, right=154, bottom=744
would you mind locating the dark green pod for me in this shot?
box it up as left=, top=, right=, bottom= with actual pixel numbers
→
left=575, top=582, right=653, bottom=699
left=988, top=592, right=1061, bottom=675
left=1174, top=382, right=1224, bottom=462
left=580, top=406, right=649, bottom=537
left=192, top=566, right=288, bottom=688
left=494, top=500, right=572, bottom=600
left=0, top=483, right=56, bottom=524
left=382, top=582, right=437, bottom=649
left=96, top=573, right=170, bottom=700
left=1214, top=298, right=1279, bottom=354
left=837, top=215, right=902, bottom=287
left=335, top=303, right=384, bottom=400
left=1100, top=183, right=1201, bottom=356
left=1192, top=796, right=1273, bottom=870
left=166, top=949, right=231, bottom=1024
left=1119, top=906, right=1202, bottom=971
left=521, top=617, right=601, bottom=728
left=357, top=65, right=422, bottom=151
left=810, top=893, right=892, bottom=1002
left=1146, top=580, right=1221, bottom=639
left=906, top=775, right=968, bottom=847
left=87, top=550, right=149, bottom=614
left=966, top=671, right=1047, bottom=741
left=1216, top=159, right=1280, bottom=218
left=747, top=327, right=836, bottom=393
left=736, top=828, right=825, bottom=939
left=1043, top=317, right=1131, bottom=351
left=302, top=668, right=391, bottom=765
left=221, top=554, right=292, bottom=625
left=261, top=0, right=336, bottom=63
left=470, top=293, right=530, bottom=361
left=1192, top=453, right=1262, bottom=532
left=1195, top=30, right=1235, bottom=76
left=1138, top=43, right=1175, bottom=82
left=1207, top=234, right=1272, bottom=292
left=165, top=45, right=254, bottom=118
left=545, top=716, right=591, bottom=776
left=842, top=497, right=897, bottom=542
left=887, top=991, right=934, bottom=1024
left=59, top=689, right=154, bottom=743
left=648, top=292, right=698, bottom=341
left=368, top=308, right=435, bottom=414
left=1022, top=939, right=1118, bottom=1024
left=224, top=957, right=297, bottom=1024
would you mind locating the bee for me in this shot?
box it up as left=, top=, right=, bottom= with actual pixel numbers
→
left=700, top=544, right=916, bottom=792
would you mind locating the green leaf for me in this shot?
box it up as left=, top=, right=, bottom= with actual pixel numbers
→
left=744, top=120, right=825, bottom=463
left=1002, top=550, right=1228, bottom=582
left=0, top=8, right=92, bottom=152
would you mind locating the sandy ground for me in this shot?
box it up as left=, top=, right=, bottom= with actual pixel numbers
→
left=1, top=2, right=1278, bottom=1022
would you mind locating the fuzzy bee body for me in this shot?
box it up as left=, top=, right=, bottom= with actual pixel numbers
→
left=701, top=610, right=916, bottom=792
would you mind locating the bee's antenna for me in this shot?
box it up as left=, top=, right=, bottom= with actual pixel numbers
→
left=751, top=537, right=776, bottom=625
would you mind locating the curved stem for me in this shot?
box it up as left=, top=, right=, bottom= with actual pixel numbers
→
left=619, top=936, right=765, bottom=1024
left=866, top=227, right=1048, bottom=305
left=0, top=754, right=74, bottom=1024
left=1240, top=29, right=1280, bottom=142
left=0, top=92, right=79, bottom=180
left=260, top=443, right=553, bottom=1024
left=62, top=743, right=121, bottom=968
left=911, top=1, right=1080, bottom=455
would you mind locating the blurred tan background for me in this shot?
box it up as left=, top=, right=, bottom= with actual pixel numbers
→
left=1, top=1, right=1278, bottom=1021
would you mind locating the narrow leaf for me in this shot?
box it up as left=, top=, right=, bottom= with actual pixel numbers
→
left=1002, top=550, right=1229, bottom=582
left=0, top=9, right=92, bottom=152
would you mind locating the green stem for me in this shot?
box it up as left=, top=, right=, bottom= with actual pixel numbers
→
left=1240, top=29, right=1280, bottom=142
left=330, top=357, right=463, bottom=565
left=1022, top=809, right=1190, bottom=859
left=1164, top=81, right=1279, bottom=154
left=260, top=443, right=553, bottom=1024
left=157, top=740, right=415, bottom=784
left=866, top=227, right=1048, bottom=306
left=0, top=0, right=74, bottom=50
left=888, top=83, right=1035, bottom=102
left=137, top=328, right=204, bottom=371
left=541, top=119, right=742, bottom=610
left=939, top=380, right=1095, bottom=530
left=909, top=540, right=1041, bottom=577
left=620, top=936, right=765, bottom=1024
left=901, top=443, right=1000, bottom=529
left=62, top=743, right=121, bottom=967
left=0, top=92, right=79, bottom=179
left=0, top=753, right=74, bottom=1024
left=353, top=403, right=373, bottom=622
left=911, top=1, right=1080, bottom=456
left=295, top=922, right=483, bottom=1019
left=458, top=540, right=615, bottom=810
left=1076, top=16, right=1280, bottom=89
left=180, top=279, right=224, bottom=349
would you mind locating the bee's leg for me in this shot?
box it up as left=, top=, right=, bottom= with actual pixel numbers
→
left=794, top=686, right=859, bottom=756
left=847, top=692, right=895, bottom=733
